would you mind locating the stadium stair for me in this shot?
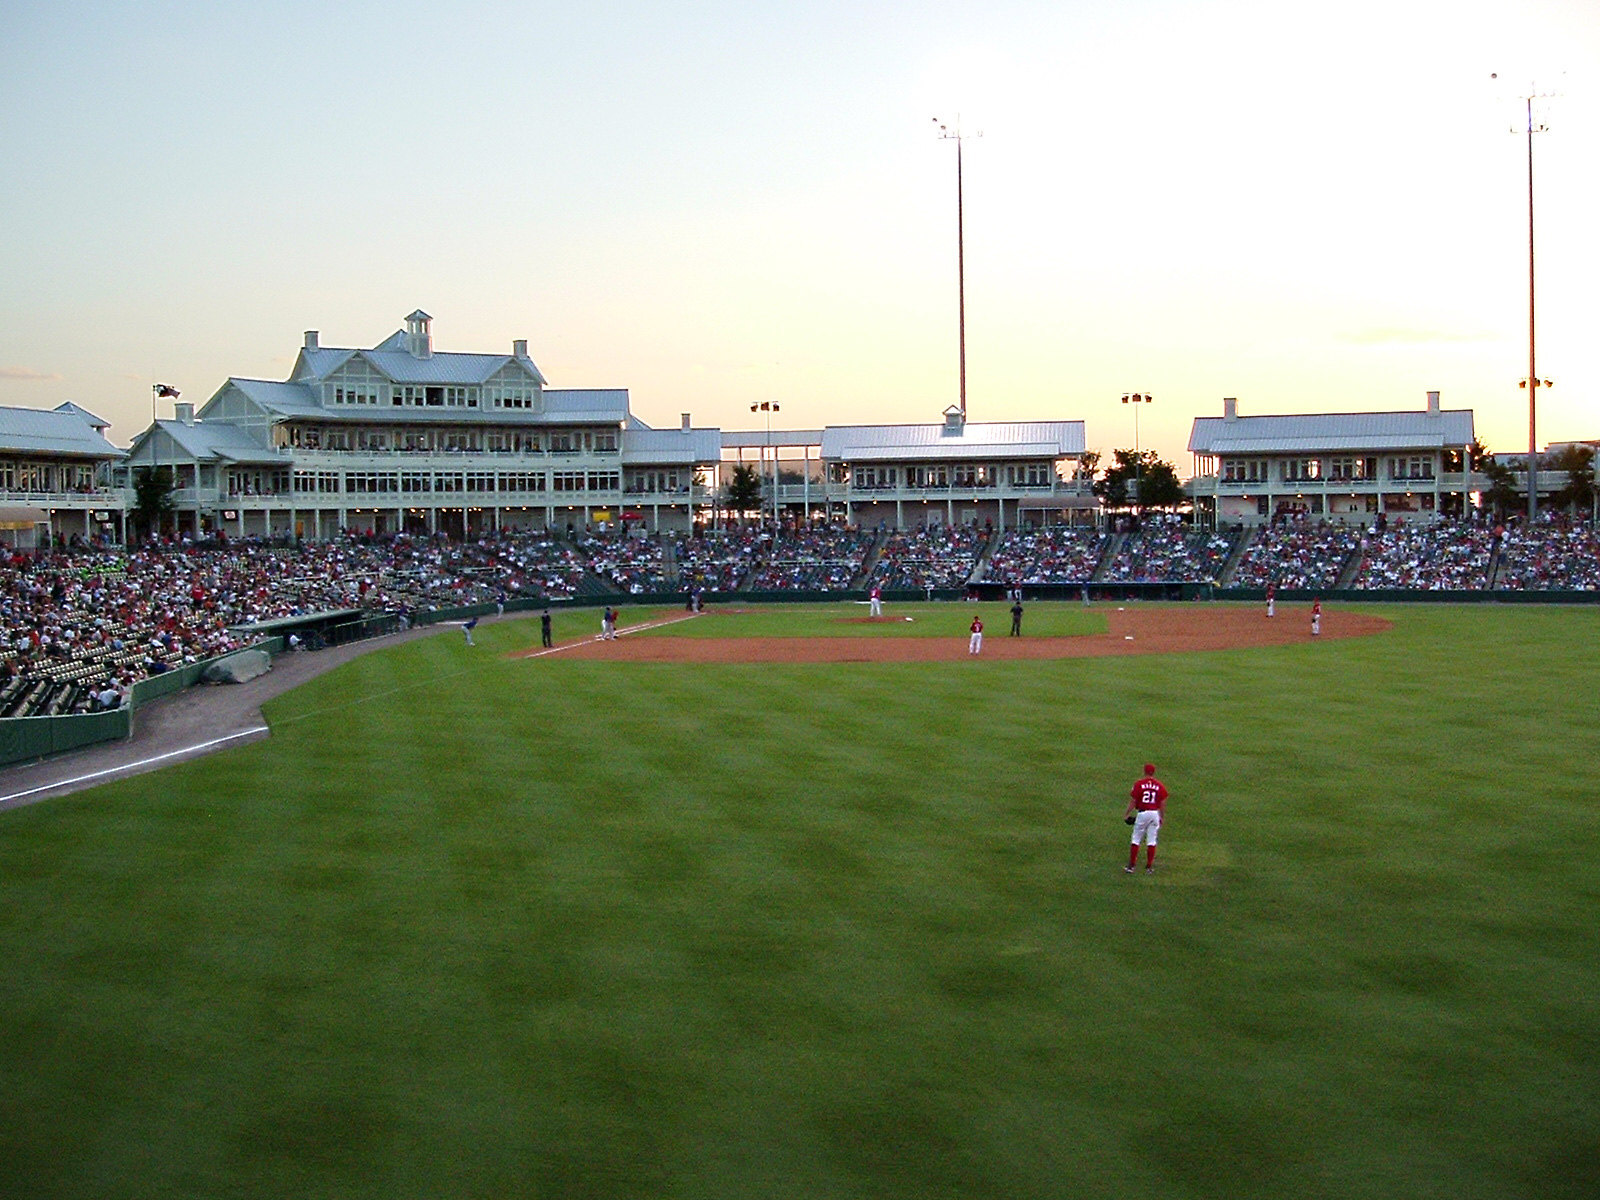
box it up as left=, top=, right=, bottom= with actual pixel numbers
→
left=1091, top=533, right=1126, bottom=582
left=1215, top=527, right=1258, bottom=587
left=853, top=531, right=887, bottom=589
left=1333, top=541, right=1367, bottom=589
left=970, top=528, right=1003, bottom=582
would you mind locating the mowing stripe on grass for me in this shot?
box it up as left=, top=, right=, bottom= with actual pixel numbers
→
left=0, top=725, right=272, bottom=810
left=273, top=610, right=702, bottom=728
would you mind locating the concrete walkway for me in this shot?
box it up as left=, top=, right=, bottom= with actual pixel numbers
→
left=0, top=620, right=464, bottom=812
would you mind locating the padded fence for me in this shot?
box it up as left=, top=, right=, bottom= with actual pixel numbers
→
left=0, top=639, right=286, bottom=769
left=0, top=708, right=131, bottom=766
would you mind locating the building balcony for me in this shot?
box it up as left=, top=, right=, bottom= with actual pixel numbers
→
left=0, top=488, right=123, bottom=507
left=285, top=447, right=621, bottom=467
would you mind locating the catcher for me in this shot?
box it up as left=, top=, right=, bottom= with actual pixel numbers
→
left=1123, top=763, right=1168, bottom=875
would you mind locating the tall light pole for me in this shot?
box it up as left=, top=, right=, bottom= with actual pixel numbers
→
left=751, top=401, right=780, bottom=525
left=934, top=118, right=980, bottom=421
left=1122, top=392, right=1151, bottom=512
left=1499, top=75, right=1555, bottom=523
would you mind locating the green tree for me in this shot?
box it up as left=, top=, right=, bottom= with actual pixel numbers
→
left=1549, top=444, right=1597, bottom=517
left=1094, top=449, right=1183, bottom=511
left=1478, top=455, right=1521, bottom=519
left=1093, top=449, right=1134, bottom=509
left=724, top=463, right=763, bottom=517
left=1073, top=450, right=1101, bottom=485
left=1138, top=458, right=1186, bottom=509
left=132, top=466, right=175, bottom=538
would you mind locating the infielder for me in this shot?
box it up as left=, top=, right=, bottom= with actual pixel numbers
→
left=968, top=615, right=983, bottom=655
left=869, top=584, right=883, bottom=618
left=1123, top=762, right=1167, bottom=874
left=462, top=616, right=478, bottom=646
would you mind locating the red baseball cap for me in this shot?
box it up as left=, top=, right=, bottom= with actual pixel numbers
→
left=1143, top=763, right=1156, bottom=775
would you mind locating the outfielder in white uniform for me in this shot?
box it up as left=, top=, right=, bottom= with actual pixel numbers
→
left=968, top=616, right=983, bottom=655
left=869, top=584, right=883, bottom=617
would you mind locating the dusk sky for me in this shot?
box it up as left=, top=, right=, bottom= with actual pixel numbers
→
left=1, top=0, right=1595, bottom=470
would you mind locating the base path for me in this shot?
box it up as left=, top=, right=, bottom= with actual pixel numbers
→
left=553, top=604, right=1391, bottom=663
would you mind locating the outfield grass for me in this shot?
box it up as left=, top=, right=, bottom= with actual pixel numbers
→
left=629, top=600, right=1107, bottom=639
left=0, top=604, right=1596, bottom=1199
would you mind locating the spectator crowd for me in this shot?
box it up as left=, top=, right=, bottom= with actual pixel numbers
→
left=7, top=516, right=1600, bottom=720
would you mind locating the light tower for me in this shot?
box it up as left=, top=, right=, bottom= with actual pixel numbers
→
left=934, top=117, right=981, bottom=421
left=1497, top=75, right=1557, bottom=522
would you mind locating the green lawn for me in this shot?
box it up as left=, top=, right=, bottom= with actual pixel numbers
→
left=0, top=604, right=1596, bottom=1199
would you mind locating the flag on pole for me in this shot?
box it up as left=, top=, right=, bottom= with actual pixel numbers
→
left=153, top=384, right=180, bottom=399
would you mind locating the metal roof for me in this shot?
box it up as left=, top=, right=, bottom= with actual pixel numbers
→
left=296, top=345, right=548, bottom=387
left=0, top=404, right=126, bottom=459
left=821, top=421, right=1085, bottom=463
left=622, top=428, right=723, bottom=465
left=53, top=401, right=112, bottom=430
left=1189, top=410, right=1474, bottom=455
left=721, top=429, right=825, bottom=449
left=130, top=420, right=284, bottom=465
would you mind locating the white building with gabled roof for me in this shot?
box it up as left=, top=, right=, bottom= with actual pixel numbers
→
left=121, top=311, right=722, bottom=539
left=0, top=402, right=126, bottom=545
left=723, top=407, right=1093, bottom=531
left=1187, top=392, right=1476, bottom=526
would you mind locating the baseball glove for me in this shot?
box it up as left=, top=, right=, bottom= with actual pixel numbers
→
left=1124, top=814, right=1136, bottom=825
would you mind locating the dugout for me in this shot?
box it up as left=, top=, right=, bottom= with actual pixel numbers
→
left=229, top=608, right=396, bottom=649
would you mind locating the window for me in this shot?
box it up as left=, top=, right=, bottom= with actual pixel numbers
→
left=553, top=470, right=584, bottom=493
left=549, top=433, right=576, bottom=454
left=593, top=430, right=618, bottom=452
left=466, top=472, right=496, bottom=494
left=1224, top=458, right=1271, bottom=482
left=433, top=472, right=463, bottom=494
left=1388, top=456, right=1435, bottom=481
left=498, top=472, right=546, bottom=494
left=587, top=471, right=620, bottom=491
left=487, top=382, right=539, bottom=409
left=345, top=472, right=398, bottom=495
left=1283, top=459, right=1321, bottom=482
left=402, top=472, right=432, bottom=493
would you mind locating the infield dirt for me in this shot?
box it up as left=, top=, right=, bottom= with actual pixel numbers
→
left=550, top=604, right=1391, bottom=663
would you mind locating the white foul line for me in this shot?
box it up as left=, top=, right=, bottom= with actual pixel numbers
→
left=0, top=725, right=270, bottom=809
left=517, top=609, right=701, bottom=658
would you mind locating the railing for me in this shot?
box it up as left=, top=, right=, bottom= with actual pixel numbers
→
left=287, top=449, right=620, bottom=465
left=788, top=482, right=1095, bottom=503
left=168, top=487, right=644, bottom=506
left=0, top=489, right=121, bottom=505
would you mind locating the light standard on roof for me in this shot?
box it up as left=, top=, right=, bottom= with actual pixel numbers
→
left=751, top=401, right=780, bottom=525
left=934, top=117, right=980, bottom=422
left=1122, top=393, right=1151, bottom=513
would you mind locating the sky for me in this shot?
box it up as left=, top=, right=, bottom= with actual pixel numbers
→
left=1, top=0, right=1596, bottom=471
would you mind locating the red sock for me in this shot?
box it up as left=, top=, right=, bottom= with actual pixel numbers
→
left=1146, top=846, right=1157, bottom=869
left=1128, top=844, right=1139, bottom=868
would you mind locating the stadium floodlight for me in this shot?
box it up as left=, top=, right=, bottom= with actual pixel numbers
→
left=1122, top=393, right=1152, bottom=511
left=751, top=401, right=781, bottom=524
left=934, top=117, right=980, bottom=422
left=1496, top=73, right=1558, bottom=522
